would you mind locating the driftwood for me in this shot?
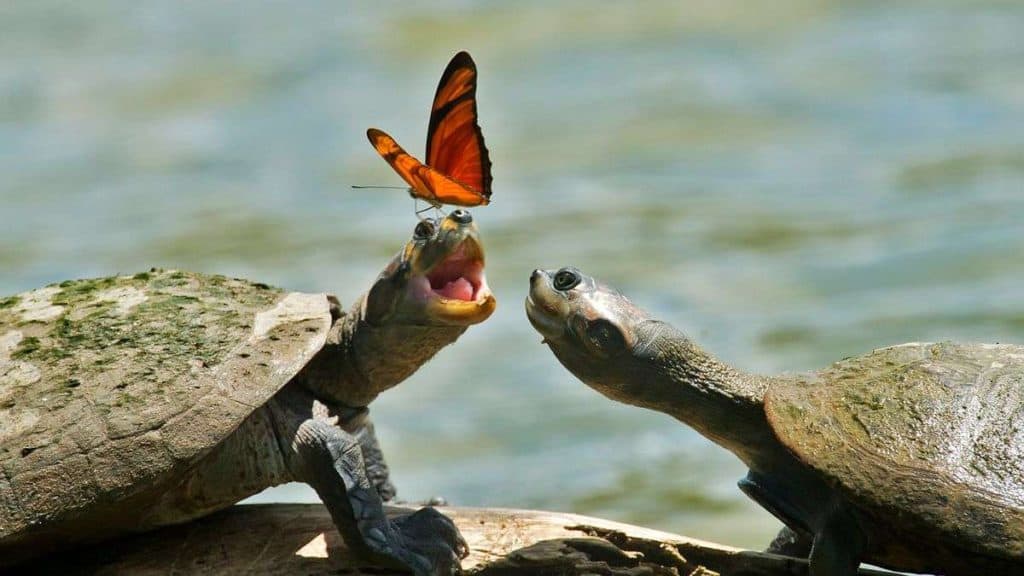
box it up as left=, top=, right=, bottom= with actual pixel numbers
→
left=26, top=504, right=892, bottom=575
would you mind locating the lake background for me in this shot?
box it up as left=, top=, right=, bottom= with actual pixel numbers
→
left=2, top=0, right=1023, bottom=549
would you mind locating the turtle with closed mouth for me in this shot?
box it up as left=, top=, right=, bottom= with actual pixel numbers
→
left=526, top=266, right=1024, bottom=576
left=0, top=209, right=496, bottom=575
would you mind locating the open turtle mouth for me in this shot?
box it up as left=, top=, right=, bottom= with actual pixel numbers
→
left=409, top=238, right=495, bottom=324
left=424, top=241, right=486, bottom=302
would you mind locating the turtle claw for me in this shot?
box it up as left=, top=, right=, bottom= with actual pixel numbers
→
left=366, top=507, right=467, bottom=576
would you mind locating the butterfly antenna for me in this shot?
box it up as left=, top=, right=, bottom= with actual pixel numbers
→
left=351, top=185, right=408, bottom=189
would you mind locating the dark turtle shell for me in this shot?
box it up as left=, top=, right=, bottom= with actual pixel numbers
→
left=765, top=342, right=1024, bottom=560
left=0, top=270, right=331, bottom=541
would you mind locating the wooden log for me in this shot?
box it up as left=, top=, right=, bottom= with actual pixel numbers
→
left=26, top=504, right=891, bottom=575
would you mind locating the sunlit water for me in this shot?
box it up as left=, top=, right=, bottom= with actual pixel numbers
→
left=2, top=1, right=1023, bottom=551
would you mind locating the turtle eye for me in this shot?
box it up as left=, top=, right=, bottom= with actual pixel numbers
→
left=413, top=220, right=435, bottom=240
left=553, top=268, right=581, bottom=291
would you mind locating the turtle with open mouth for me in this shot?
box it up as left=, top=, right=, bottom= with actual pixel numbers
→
left=0, top=209, right=495, bottom=576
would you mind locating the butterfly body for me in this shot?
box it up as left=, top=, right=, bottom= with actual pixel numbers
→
left=367, top=51, right=492, bottom=208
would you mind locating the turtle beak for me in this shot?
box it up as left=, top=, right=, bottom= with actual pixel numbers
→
left=405, top=211, right=496, bottom=325
left=525, top=269, right=569, bottom=339
left=420, top=234, right=496, bottom=324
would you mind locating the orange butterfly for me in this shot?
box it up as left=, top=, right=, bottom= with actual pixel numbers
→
left=367, top=51, right=492, bottom=208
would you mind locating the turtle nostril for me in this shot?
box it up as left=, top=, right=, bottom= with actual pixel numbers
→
left=450, top=209, right=472, bottom=224
left=530, top=269, right=543, bottom=285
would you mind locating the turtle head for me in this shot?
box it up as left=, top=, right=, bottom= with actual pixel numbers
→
left=320, top=210, right=496, bottom=407
left=527, top=266, right=773, bottom=464
left=365, top=209, right=496, bottom=327
left=526, top=267, right=662, bottom=403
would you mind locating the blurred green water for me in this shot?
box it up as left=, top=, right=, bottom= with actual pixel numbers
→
left=2, top=0, right=1023, bottom=549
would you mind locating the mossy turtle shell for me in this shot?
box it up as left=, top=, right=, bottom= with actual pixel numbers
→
left=0, top=270, right=331, bottom=540
left=765, top=342, right=1024, bottom=560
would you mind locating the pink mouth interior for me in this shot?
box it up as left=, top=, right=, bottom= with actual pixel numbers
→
left=423, top=244, right=485, bottom=302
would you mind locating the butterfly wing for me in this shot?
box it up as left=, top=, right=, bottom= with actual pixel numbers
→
left=425, top=51, right=492, bottom=205
left=367, top=128, right=485, bottom=207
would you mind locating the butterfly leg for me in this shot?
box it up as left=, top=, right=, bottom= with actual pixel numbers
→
left=414, top=198, right=432, bottom=222
left=414, top=198, right=446, bottom=222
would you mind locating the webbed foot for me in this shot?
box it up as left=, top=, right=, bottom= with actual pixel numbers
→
left=369, top=506, right=468, bottom=575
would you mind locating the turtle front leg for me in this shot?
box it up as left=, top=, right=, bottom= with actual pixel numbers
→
left=357, top=420, right=449, bottom=507
left=291, top=418, right=467, bottom=576
left=355, top=419, right=398, bottom=502
left=808, top=508, right=866, bottom=576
